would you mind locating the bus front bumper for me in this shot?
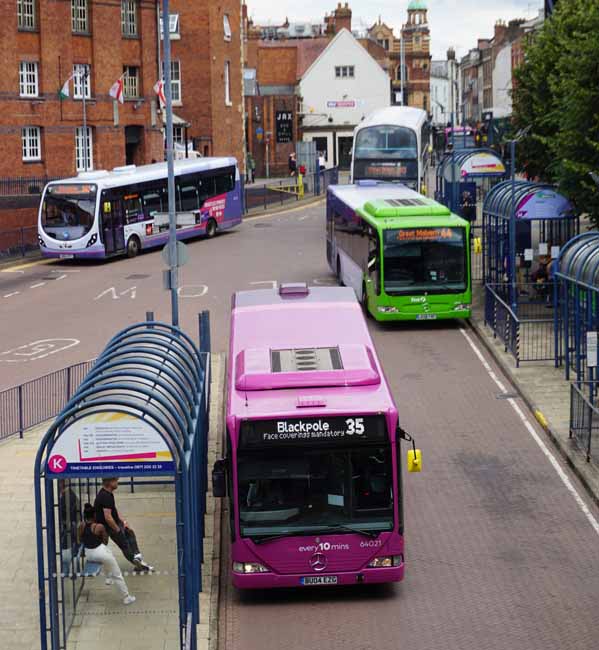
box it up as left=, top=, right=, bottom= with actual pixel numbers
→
left=372, top=306, right=471, bottom=322
left=232, top=564, right=404, bottom=590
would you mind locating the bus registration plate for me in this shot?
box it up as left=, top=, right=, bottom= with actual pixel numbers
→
left=416, top=314, right=437, bottom=321
left=59, top=254, right=74, bottom=259
left=301, top=576, right=338, bottom=586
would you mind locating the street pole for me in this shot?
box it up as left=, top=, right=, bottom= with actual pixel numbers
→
left=162, top=0, right=179, bottom=326
left=82, top=67, right=88, bottom=171
left=509, top=139, right=517, bottom=312
left=400, top=35, right=406, bottom=106
left=451, top=111, right=456, bottom=213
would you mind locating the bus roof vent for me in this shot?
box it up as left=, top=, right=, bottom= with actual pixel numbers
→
left=112, top=165, right=137, bottom=173
left=235, top=344, right=380, bottom=390
left=271, top=347, right=343, bottom=373
left=386, top=198, right=426, bottom=207
left=279, top=282, right=309, bottom=297
left=77, top=170, right=109, bottom=179
left=364, top=199, right=451, bottom=218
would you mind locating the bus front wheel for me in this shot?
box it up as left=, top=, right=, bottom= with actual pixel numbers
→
left=336, top=257, right=344, bottom=285
left=126, top=235, right=140, bottom=258
left=206, top=219, right=217, bottom=238
left=361, top=283, right=370, bottom=315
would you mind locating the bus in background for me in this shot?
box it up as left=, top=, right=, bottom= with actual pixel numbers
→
left=350, top=107, right=430, bottom=193
left=212, top=283, right=421, bottom=589
left=327, top=181, right=471, bottom=321
left=38, top=158, right=242, bottom=260
left=445, top=125, right=477, bottom=149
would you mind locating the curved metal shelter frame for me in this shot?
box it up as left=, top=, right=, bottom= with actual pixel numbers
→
left=435, top=148, right=506, bottom=215
left=555, top=232, right=599, bottom=382
left=34, top=315, right=211, bottom=650
left=483, top=180, right=578, bottom=302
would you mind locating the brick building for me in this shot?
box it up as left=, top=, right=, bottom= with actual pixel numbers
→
left=0, top=0, right=164, bottom=179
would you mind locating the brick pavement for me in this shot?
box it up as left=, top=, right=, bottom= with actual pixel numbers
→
left=0, top=354, right=223, bottom=650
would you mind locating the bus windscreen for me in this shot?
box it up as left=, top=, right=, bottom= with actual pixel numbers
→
left=383, top=227, right=467, bottom=295
left=42, top=185, right=97, bottom=240
left=355, top=126, right=417, bottom=160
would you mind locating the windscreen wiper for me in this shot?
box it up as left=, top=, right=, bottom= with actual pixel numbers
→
left=249, top=533, right=292, bottom=545
left=324, top=524, right=381, bottom=539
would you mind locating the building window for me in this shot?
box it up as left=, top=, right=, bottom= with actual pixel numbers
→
left=17, top=0, right=36, bottom=30
left=22, top=126, right=41, bottom=161
left=224, top=61, right=232, bottom=105
left=160, top=13, right=179, bottom=38
left=223, top=14, right=232, bottom=41
left=173, top=125, right=184, bottom=144
left=73, top=64, right=91, bottom=99
left=75, top=126, right=93, bottom=171
left=71, top=0, right=89, bottom=33
left=123, top=66, right=139, bottom=98
left=160, top=60, right=181, bottom=102
left=19, top=61, right=39, bottom=97
left=121, top=1, right=137, bottom=37
left=335, top=66, right=355, bottom=79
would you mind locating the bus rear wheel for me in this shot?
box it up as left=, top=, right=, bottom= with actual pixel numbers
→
left=361, top=283, right=370, bottom=316
left=206, top=219, right=217, bottom=238
left=126, top=235, right=140, bottom=258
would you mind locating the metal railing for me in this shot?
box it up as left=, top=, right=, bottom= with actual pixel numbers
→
left=471, top=224, right=483, bottom=284
left=570, top=382, right=599, bottom=462
left=0, top=360, right=95, bottom=441
left=0, top=176, right=60, bottom=196
left=244, top=168, right=338, bottom=213
left=0, top=226, right=39, bottom=261
left=485, top=283, right=556, bottom=366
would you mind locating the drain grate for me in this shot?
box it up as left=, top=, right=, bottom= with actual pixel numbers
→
left=496, top=392, right=518, bottom=400
left=125, top=274, right=150, bottom=280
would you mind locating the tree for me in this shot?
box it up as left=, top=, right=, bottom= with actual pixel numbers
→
left=512, top=0, right=599, bottom=225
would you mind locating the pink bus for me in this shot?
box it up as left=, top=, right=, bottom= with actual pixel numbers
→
left=212, top=283, right=421, bottom=589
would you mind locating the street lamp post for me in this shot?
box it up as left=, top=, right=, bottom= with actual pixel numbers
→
left=82, top=66, right=89, bottom=171
left=161, top=0, right=180, bottom=327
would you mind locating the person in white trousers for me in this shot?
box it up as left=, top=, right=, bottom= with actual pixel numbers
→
left=78, top=503, right=136, bottom=606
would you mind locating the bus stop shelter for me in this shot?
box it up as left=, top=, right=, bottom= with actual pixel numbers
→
left=34, top=316, right=211, bottom=650
left=435, top=148, right=506, bottom=216
left=483, top=181, right=578, bottom=301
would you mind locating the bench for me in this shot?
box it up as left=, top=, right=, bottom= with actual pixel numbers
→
left=76, top=545, right=103, bottom=578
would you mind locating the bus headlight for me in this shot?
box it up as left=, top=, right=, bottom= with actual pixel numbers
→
left=377, top=306, right=399, bottom=314
left=453, top=304, right=471, bottom=311
left=367, top=555, right=403, bottom=568
left=233, top=562, right=269, bottom=574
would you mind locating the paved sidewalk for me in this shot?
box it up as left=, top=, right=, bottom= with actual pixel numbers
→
left=0, top=354, right=224, bottom=650
left=470, top=285, right=599, bottom=505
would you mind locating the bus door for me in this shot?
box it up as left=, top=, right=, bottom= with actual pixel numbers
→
left=101, top=198, right=126, bottom=255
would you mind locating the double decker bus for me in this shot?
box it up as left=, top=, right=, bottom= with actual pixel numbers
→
left=212, top=283, right=421, bottom=589
left=350, top=107, right=430, bottom=193
left=37, top=158, right=242, bottom=260
left=445, top=125, right=477, bottom=149
left=327, top=181, right=472, bottom=321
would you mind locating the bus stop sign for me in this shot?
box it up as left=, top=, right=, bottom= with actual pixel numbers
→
left=161, top=240, right=189, bottom=268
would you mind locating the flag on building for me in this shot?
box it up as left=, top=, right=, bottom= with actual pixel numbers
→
left=59, top=74, right=74, bottom=100
left=109, top=76, right=124, bottom=104
left=153, top=80, right=166, bottom=106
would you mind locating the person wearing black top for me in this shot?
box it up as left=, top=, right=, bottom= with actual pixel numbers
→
left=78, top=503, right=135, bottom=605
left=94, top=477, right=153, bottom=572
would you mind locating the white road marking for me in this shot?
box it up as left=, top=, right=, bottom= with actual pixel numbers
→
left=178, top=284, right=208, bottom=298
left=298, top=214, right=311, bottom=221
left=54, top=274, right=68, bottom=281
left=94, top=286, right=137, bottom=300
left=250, top=281, right=277, bottom=289
left=30, top=282, right=46, bottom=289
left=3, top=291, right=20, bottom=298
left=0, top=338, right=80, bottom=363
left=313, top=277, right=337, bottom=286
left=1, top=269, right=24, bottom=274
left=460, top=327, right=599, bottom=537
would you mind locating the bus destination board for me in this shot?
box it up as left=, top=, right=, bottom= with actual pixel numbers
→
left=239, top=415, right=387, bottom=447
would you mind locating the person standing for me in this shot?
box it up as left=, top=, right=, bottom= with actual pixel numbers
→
left=288, top=152, right=297, bottom=177
left=247, top=152, right=256, bottom=184
left=78, top=503, right=136, bottom=606
left=94, top=477, right=153, bottom=572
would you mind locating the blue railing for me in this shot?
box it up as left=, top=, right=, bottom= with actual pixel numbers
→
left=0, top=360, right=96, bottom=441
left=570, top=381, right=599, bottom=462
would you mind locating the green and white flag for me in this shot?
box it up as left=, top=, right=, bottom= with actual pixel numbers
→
left=59, top=74, right=74, bottom=99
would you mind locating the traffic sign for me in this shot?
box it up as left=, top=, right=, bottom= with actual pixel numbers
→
left=161, top=241, right=189, bottom=268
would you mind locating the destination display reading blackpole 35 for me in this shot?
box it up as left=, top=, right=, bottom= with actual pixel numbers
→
left=239, top=415, right=387, bottom=447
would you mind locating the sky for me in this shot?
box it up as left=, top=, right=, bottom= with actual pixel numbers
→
left=245, top=0, right=545, bottom=60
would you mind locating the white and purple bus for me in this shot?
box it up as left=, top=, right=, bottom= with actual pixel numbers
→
left=37, top=158, right=242, bottom=260
left=212, top=283, right=421, bottom=589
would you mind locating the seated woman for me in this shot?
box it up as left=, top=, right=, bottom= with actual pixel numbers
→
left=77, top=503, right=136, bottom=606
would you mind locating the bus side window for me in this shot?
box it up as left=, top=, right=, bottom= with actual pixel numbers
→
left=179, top=185, right=199, bottom=212
left=368, top=227, right=381, bottom=295
left=142, top=191, right=162, bottom=218
left=199, top=175, right=216, bottom=206
left=124, top=195, right=144, bottom=224
left=215, top=171, right=234, bottom=195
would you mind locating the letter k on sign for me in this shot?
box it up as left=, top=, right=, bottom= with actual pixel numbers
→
left=48, top=455, right=67, bottom=473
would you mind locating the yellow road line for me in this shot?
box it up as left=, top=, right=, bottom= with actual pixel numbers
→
left=248, top=197, right=325, bottom=222
left=1, top=258, right=56, bottom=273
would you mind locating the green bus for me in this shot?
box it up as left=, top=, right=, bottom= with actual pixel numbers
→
left=326, top=181, right=471, bottom=321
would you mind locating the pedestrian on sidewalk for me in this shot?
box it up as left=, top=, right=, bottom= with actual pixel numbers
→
left=288, top=152, right=297, bottom=177
left=78, top=503, right=136, bottom=606
left=248, top=152, right=256, bottom=184
left=94, top=477, right=153, bottom=573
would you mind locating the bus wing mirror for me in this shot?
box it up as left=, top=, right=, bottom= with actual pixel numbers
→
left=367, top=257, right=377, bottom=271
left=212, top=459, right=227, bottom=497
left=398, top=426, right=422, bottom=473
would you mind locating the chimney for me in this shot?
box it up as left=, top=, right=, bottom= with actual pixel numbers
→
left=332, top=2, right=352, bottom=34
left=494, top=20, right=508, bottom=44
left=447, top=47, right=455, bottom=61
